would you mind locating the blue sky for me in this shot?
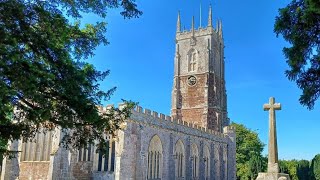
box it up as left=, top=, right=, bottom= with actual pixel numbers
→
left=83, top=0, right=319, bottom=160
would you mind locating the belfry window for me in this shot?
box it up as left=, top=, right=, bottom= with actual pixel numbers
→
left=188, top=49, right=198, bottom=72
left=175, top=140, right=185, bottom=179
left=147, top=135, right=163, bottom=180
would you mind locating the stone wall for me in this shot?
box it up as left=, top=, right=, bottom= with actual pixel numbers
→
left=118, top=105, right=236, bottom=180
left=19, top=162, right=50, bottom=180
left=1, top=105, right=236, bottom=180
left=49, top=132, right=116, bottom=180
left=70, top=152, right=94, bottom=180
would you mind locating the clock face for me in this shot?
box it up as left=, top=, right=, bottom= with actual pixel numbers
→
left=187, top=75, right=197, bottom=86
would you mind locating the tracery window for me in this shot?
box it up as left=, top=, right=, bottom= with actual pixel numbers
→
left=203, top=145, right=210, bottom=180
left=220, top=145, right=227, bottom=180
left=78, top=144, right=92, bottom=161
left=188, top=49, right=198, bottom=72
left=175, top=140, right=185, bottom=179
left=147, top=135, right=163, bottom=180
left=191, top=143, right=199, bottom=179
left=20, top=131, right=52, bottom=162
left=95, top=136, right=116, bottom=172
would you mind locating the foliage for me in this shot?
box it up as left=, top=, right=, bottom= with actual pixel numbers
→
left=274, top=0, right=320, bottom=109
left=279, top=160, right=289, bottom=174
left=279, top=160, right=299, bottom=180
left=0, top=154, right=2, bottom=164
left=297, top=160, right=311, bottom=180
left=237, top=163, right=250, bottom=180
left=311, top=154, right=320, bottom=179
left=279, top=159, right=311, bottom=180
left=231, top=123, right=266, bottom=180
left=0, top=0, right=141, bottom=155
left=248, top=154, right=267, bottom=180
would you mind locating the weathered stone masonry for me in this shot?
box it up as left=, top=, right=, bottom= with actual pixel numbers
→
left=171, top=8, right=228, bottom=133
left=118, top=105, right=236, bottom=180
left=1, top=105, right=236, bottom=180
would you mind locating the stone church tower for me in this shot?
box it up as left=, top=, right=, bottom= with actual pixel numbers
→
left=171, top=7, right=229, bottom=132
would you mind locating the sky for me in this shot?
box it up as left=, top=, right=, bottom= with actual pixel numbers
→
left=83, top=0, right=319, bottom=160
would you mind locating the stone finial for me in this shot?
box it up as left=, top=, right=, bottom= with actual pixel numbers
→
left=199, top=2, right=202, bottom=27
left=218, top=20, right=223, bottom=38
left=176, top=11, right=181, bottom=33
left=192, top=16, right=195, bottom=36
left=208, top=5, right=212, bottom=27
left=216, top=20, right=219, bottom=32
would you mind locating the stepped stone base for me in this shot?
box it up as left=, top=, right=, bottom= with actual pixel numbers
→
left=256, top=172, right=290, bottom=180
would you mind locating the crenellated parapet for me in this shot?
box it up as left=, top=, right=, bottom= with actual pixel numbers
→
left=176, top=27, right=218, bottom=41
left=223, top=125, right=236, bottom=144
left=133, top=105, right=227, bottom=138
left=223, top=125, right=236, bottom=134
left=99, top=104, right=235, bottom=143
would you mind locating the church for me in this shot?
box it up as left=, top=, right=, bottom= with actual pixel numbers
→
left=1, top=6, right=236, bottom=180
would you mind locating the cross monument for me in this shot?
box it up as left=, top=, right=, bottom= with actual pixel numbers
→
left=256, top=97, right=290, bottom=180
left=263, top=97, right=281, bottom=173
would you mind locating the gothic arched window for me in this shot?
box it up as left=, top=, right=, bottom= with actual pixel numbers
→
left=203, top=145, right=210, bottom=180
left=147, top=135, right=163, bottom=180
left=20, top=131, right=52, bottom=162
left=95, top=135, right=116, bottom=172
left=78, top=144, right=92, bottom=161
left=188, top=49, right=198, bottom=72
left=175, top=139, right=185, bottom=179
left=191, top=143, right=199, bottom=179
left=220, top=145, right=227, bottom=180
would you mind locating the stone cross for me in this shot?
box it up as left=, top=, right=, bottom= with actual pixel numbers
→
left=263, top=97, right=281, bottom=173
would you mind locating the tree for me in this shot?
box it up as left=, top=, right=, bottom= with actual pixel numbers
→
left=279, top=159, right=311, bottom=180
left=274, top=0, right=320, bottom=109
left=0, top=0, right=141, bottom=155
left=311, top=154, right=320, bottom=179
left=279, top=160, right=290, bottom=174
left=231, top=123, right=266, bottom=180
left=248, top=154, right=267, bottom=180
left=297, top=160, right=311, bottom=180
left=280, top=160, right=299, bottom=180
